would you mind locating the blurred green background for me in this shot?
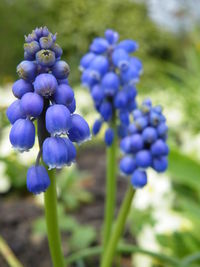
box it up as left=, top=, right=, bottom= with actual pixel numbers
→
left=0, top=0, right=200, bottom=267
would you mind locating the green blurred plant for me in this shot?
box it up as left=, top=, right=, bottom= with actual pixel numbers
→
left=33, top=166, right=96, bottom=252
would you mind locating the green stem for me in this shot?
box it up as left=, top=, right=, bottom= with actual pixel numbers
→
left=66, top=244, right=180, bottom=266
left=101, top=186, right=135, bottom=267
left=44, top=170, right=65, bottom=267
left=102, top=115, right=117, bottom=252
left=0, top=235, right=24, bottom=267
left=37, top=100, right=65, bottom=267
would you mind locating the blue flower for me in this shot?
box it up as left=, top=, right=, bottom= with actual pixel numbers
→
left=120, top=156, right=136, bottom=175
left=27, top=165, right=50, bottom=194
left=53, top=84, right=74, bottom=105
left=92, top=119, right=102, bottom=135
left=131, top=170, right=147, bottom=188
left=105, top=128, right=114, bottom=146
left=80, top=29, right=142, bottom=146
left=36, top=49, right=56, bottom=67
left=34, top=73, right=58, bottom=97
left=9, top=119, right=35, bottom=152
left=68, top=114, right=90, bottom=143
left=117, top=40, right=138, bottom=53
left=43, top=137, right=68, bottom=169
left=6, top=100, right=26, bottom=124
left=52, top=60, right=70, bottom=79
left=120, top=99, right=169, bottom=188
left=17, top=61, right=37, bottom=81
left=20, top=92, right=44, bottom=117
left=12, top=79, right=33, bottom=99
left=7, top=26, right=90, bottom=194
left=45, top=104, right=71, bottom=135
left=63, top=138, right=76, bottom=165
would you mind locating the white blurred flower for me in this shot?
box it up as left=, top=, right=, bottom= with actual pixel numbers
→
left=0, top=84, right=15, bottom=107
left=133, top=170, right=173, bottom=210
left=0, top=162, right=11, bottom=193
left=132, top=226, right=160, bottom=267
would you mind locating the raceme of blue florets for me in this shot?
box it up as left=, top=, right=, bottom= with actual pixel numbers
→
left=7, top=26, right=90, bottom=194
left=80, top=29, right=142, bottom=146
left=119, top=99, right=169, bottom=189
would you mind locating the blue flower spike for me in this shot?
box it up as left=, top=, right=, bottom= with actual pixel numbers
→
left=120, top=99, right=169, bottom=189
left=7, top=26, right=90, bottom=194
left=80, top=29, right=142, bottom=146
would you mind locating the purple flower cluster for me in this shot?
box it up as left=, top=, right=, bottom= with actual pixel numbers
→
left=7, top=27, right=90, bottom=194
left=80, top=29, right=142, bottom=146
left=120, top=99, right=169, bottom=188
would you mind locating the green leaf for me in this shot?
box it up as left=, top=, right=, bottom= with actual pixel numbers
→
left=69, top=226, right=96, bottom=250
left=168, top=148, right=200, bottom=191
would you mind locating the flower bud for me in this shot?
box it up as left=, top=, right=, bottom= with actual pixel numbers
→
left=150, top=139, right=169, bottom=156
left=104, top=29, right=119, bottom=44
left=51, top=43, right=63, bottom=58
left=80, top=52, right=95, bottom=70
left=117, top=40, right=138, bottom=53
left=43, top=137, right=68, bottom=169
left=17, top=61, right=37, bottom=81
left=9, top=119, right=35, bottom=152
left=89, top=55, right=109, bottom=77
left=120, top=156, right=136, bottom=175
left=104, top=128, right=114, bottom=146
left=52, top=60, right=70, bottom=79
left=142, top=127, right=158, bottom=144
left=27, top=165, right=50, bottom=194
left=20, top=92, right=44, bottom=117
left=24, top=41, right=40, bottom=57
left=130, top=134, right=144, bottom=153
left=39, top=34, right=53, bottom=49
left=68, top=114, right=90, bottom=143
left=12, top=79, right=33, bottom=99
left=112, top=48, right=129, bottom=70
left=67, top=98, right=76, bottom=113
left=152, top=156, right=168, bottom=172
left=131, top=170, right=147, bottom=188
left=34, top=73, right=58, bottom=97
left=53, top=84, right=74, bottom=105
left=135, top=150, right=152, bottom=168
left=63, top=138, right=76, bottom=164
left=101, top=72, right=120, bottom=96
left=99, top=102, right=112, bottom=121
left=92, top=119, right=102, bottom=135
left=45, top=104, right=71, bottom=135
left=91, top=85, right=104, bottom=104
left=36, top=49, right=56, bottom=67
left=6, top=100, right=26, bottom=124
left=90, top=38, right=109, bottom=54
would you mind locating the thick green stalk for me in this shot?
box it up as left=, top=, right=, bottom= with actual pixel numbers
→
left=102, top=115, right=117, bottom=252
left=44, top=170, right=65, bottom=267
left=101, top=186, right=135, bottom=267
left=37, top=99, right=65, bottom=267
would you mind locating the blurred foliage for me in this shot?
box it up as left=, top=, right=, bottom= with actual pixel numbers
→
left=0, top=0, right=184, bottom=86
left=56, top=166, right=93, bottom=210
left=33, top=166, right=96, bottom=251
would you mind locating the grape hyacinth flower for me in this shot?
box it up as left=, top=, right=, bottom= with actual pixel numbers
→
left=7, top=26, right=90, bottom=195
left=80, top=29, right=142, bottom=146
left=120, top=99, right=169, bottom=188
